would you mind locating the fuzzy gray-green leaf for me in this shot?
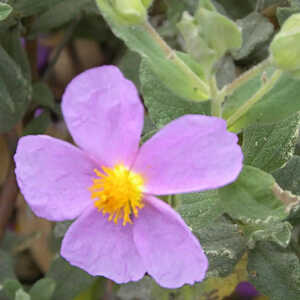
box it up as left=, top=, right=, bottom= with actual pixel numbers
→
left=232, top=12, right=274, bottom=60
left=248, top=242, right=300, bottom=300
left=223, top=68, right=300, bottom=132
left=273, top=155, right=300, bottom=196
left=219, top=165, right=287, bottom=221
left=0, top=3, right=12, bottom=21
left=46, top=257, right=94, bottom=300
left=242, top=113, right=300, bottom=172
left=0, top=44, right=31, bottom=133
left=196, top=217, right=246, bottom=277
left=178, top=190, right=223, bottom=229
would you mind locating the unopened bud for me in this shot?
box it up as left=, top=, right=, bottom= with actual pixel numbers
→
left=195, top=8, right=242, bottom=59
left=177, top=5, right=242, bottom=78
left=96, top=0, right=148, bottom=24
left=270, top=13, right=300, bottom=78
left=113, top=0, right=147, bottom=24
left=177, top=12, right=217, bottom=78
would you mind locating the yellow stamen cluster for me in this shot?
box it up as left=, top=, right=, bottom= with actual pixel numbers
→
left=89, top=165, right=144, bottom=226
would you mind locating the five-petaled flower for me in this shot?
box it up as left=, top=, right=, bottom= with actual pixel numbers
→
left=14, top=66, right=243, bottom=288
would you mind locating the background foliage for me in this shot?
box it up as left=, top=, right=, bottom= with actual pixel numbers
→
left=0, top=0, right=300, bottom=299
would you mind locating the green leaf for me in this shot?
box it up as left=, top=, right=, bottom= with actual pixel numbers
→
left=30, top=0, right=93, bottom=34
left=216, top=55, right=236, bottom=89
left=195, top=217, right=246, bottom=277
left=243, top=219, right=292, bottom=248
left=195, top=7, right=242, bottom=58
left=32, top=82, right=55, bottom=110
left=46, top=257, right=94, bottom=300
left=242, top=113, right=300, bottom=172
left=53, top=221, right=72, bottom=238
left=15, top=290, right=30, bottom=300
left=223, top=68, right=300, bottom=132
left=14, top=0, right=64, bottom=17
left=277, top=0, right=300, bottom=26
left=0, top=78, right=15, bottom=113
left=140, top=58, right=209, bottom=128
left=165, top=0, right=198, bottom=27
left=187, top=255, right=248, bottom=300
left=178, top=190, right=224, bottom=228
left=167, top=194, right=247, bottom=279
left=215, top=0, right=255, bottom=19
left=248, top=242, right=300, bottom=299
left=118, top=255, right=247, bottom=300
left=29, top=278, right=56, bottom=300
left=232, top=12, right=274, bottom=60
left=0, top=250, right=16, bottom=284
left=273, top=155, right=300, bottom=196
left=23, top=111, right=51, bottom=135
left=177, top=11, right=217, bottom=77
left=117, top=50, right=141, bottom=90
left=219, top=165, right=287, bottom=221
left=0, top=44, right=31, bottom=133
left=117, top=277, right=153, bottom=300
left=0, top=27, right=31, bottom=81
left=95, top=0, right=210, bottom=101
left=0, top=3, right=12, bottom=21
left=2, top=280, right=22, bottom=300
left=286, top=203, right=300, bottom=226
left=74, top=278, right=105, bottom=300
left=178, top=2, right=242, bottom=78
left=118, top=277, right=177, bottom=300
left=159, top=0, right=199, bottom=42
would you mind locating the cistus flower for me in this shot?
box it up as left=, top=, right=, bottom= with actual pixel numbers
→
left=14, top=66, right=243, bottom=288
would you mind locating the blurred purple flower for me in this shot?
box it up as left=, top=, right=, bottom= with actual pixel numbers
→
left=21, top=38, right=50, bottom=71
left=235, top=282, right=259, bottom=299
left=14, top=66, right=243, bottom=288
left=34, top=108, right=44, bottom=118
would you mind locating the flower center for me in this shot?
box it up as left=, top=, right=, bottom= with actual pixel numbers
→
left=89, top=165, right=144, bottom=226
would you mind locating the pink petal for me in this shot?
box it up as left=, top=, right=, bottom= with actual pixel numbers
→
left=61, top=206, right=146, bottom=283
left=62, top=66, right=144, bottom=167
left=133, top=196, right=208, bottom=288
left=14, top=135, right=96, bottom=221
left=133, top=115, right=243, bottom=195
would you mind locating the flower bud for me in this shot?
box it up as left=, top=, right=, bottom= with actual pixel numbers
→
left=177, top=4, right=242, bottom=79
left=270, top=13, right=300, bottom=78
left=112, top=0, right=147, bottom=24
left=195, top=8, right=242, bottom=59
left=177, top=12, right=217, bottom=78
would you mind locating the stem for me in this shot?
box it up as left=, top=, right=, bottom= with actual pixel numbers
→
left=103, top=280, right=114, bottom=300
left=221, top=57, right=272, bottom=99
left=226, top=70, right=283, bottom=128
left=171, top=195, right=181, bottom=209
left=165, top=194, right=172, bottom=205
left=25, top=38, right=39, bottom=82
left=0, top=166, right=18, bottom=243
left=143, top=21, right=210, bottom=97
left=210, top=76, right=222, bottom=117
left=0, top=130, right=19, bottom=243
left=24, top=16, right=39, bottom=81
left=43, top=16, right=80, bottom=81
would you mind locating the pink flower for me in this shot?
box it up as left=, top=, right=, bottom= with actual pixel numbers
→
left=14, top=66, right=243, bottom=288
